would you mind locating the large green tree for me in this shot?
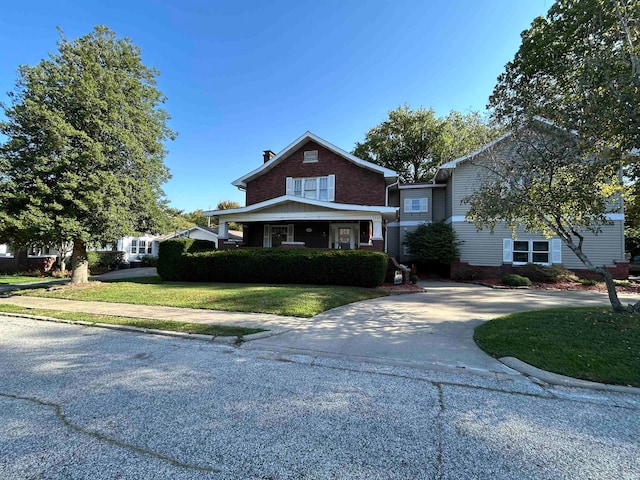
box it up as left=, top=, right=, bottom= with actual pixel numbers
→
left=0, top=26, right=175, bottom=284
left=489, top=0, right=639, bottom=153
left=463, top=122, right=625, bottom=311
left=353, top=105, right=500, bottom=182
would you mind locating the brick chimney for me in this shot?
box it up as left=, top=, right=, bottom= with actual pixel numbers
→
left=263, top=150, right=276, bottom=163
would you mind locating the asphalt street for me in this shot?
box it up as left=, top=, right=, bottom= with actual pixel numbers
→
left=1, top=315, right=638, bottom=479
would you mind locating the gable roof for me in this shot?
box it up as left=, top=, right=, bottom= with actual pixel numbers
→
left=232, top=131, right=398, bottom=189
left=434, top=117, right=578, bottom=182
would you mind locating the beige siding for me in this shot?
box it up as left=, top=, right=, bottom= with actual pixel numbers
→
left=386, top=226, right=401, bottom=258
left=445, top=177, right=453, bottom=219
left=257, top=203, right=336, bottom=214
left=432, top=188, right=446, bottom=222
left=453, top=221, right=625, bottom=268
left=400, top=189, right=432, bottom=222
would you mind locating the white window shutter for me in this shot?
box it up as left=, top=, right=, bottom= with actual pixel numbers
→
left=420, top=198, right=428, bottom=212
left=503, top=239, right=513, bottom=263
left=263, top=225, right=270, bottom=247
left=404, top=198, right=411, bottom=213
left=327, top=174, right=335, bottom=201
left=287, top=224, right=294, bottom=242
left=551, top=238, right=562, bottom=264
left=286, top=177, right=293, bottom=196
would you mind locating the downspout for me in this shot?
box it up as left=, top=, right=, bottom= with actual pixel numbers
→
left=385, top=179, right=399, bottom=253
left=385, top=180, right=399, bottom=207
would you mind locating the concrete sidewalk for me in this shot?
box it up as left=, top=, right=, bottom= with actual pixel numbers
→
left=0, top=296, right=304, bottom=335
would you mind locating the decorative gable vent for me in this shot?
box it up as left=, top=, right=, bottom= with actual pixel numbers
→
left=303, top=150, right=318, bottom=163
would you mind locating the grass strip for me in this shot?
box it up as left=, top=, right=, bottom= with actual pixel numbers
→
left=474, top=307, right=640, bottom=387
left=0, top=275, right=57, bottom=285
left=0, top=304, right=264, bottom=337
left=17, top=276, right=388, bottom=317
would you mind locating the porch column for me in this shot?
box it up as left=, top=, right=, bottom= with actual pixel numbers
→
left=218, top=220, right=228, bottom=239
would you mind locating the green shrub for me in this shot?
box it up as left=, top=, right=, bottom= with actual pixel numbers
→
left=87, top=251, right=126, bottom=270
left=513, top=264, right=577, bottom=283
left=157, top=238, right=216, bottom=280
left=580, top=278, right=598, bottom=286
left=140, top=255, right=158, bottom=267
left=502, top=273, right=532, bottom=287
left=451, top=264, right=483, bottom=282
left=175, top=248, right=388, bottom=287
left=403, top=221, right=463, bottom=264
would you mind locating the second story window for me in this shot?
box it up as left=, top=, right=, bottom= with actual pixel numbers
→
left=287, top=175, right=335, bottom=201
left=404, top=197, right=428, bottom=213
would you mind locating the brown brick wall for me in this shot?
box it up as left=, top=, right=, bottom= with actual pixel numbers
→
left=246, top=141, right=387, bottom=206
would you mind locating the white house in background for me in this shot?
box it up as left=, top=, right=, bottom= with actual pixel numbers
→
left=158, top=226, right=243, bottom=248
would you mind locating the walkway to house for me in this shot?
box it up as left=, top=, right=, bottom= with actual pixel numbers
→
left=242, top=281, right=638, bottom=376
left=1, top=278, right=636, bottom=379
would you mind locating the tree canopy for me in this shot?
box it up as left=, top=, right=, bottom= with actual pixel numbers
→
left=353, top=105, right=501, bottom=183
left=0, top=26, right=175, bottom=283
left=489, top=0, right=639, bottom=154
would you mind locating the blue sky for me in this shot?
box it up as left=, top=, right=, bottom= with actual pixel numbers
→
left=0, top=0, right=551, bottom=212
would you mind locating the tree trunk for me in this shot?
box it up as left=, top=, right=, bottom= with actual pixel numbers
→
left=566, top=241, right=624, bottom=311
left=594, top=266, right=624, bottom=312
left=70, top=239, right=89, bottom=285
left=16, top=249, right=29, bottom=272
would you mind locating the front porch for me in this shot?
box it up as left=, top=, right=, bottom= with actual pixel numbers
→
left=207, top=195, right=397, bottom=252
left=234, top=220, right=384, bottom=250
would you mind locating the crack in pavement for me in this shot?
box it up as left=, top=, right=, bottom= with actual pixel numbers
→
left=0, top=392, right=221, bottom=474
left=434, top=384, right=445, bottom=480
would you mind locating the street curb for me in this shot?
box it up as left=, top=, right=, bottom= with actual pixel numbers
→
left=500, top=357, right=640, bottom=395
left=0, top=312, right=250, bottom=345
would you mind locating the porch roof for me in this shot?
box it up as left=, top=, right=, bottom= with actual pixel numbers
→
left=203, top=195, right=397, bottom=222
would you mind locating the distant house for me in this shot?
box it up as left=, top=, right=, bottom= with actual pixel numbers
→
left=204, top=130, right=627, bottom=279
left=158, top=226, right=243, bottom=248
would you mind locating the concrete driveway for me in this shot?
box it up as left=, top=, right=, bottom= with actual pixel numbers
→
left=243, top=281, right=638, bottom=376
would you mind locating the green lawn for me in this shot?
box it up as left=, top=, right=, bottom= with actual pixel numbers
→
left=0, top=304, right=263, bottom=337
left=0, top=275, right=52, bottom=284
left=474, top=307, right=640, bottom=387
left=17, top=276, right=388, bottom=317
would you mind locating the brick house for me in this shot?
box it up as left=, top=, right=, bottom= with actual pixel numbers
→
left=205, top=132, right=398, bottom=251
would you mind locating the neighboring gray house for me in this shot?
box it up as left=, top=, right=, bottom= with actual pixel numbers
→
left=387, top=132, right=627, bottom=278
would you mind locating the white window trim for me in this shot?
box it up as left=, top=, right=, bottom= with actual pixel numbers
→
left=504, top=238, right=561, bottom=266
left=263, top=224, right=294, bottom=247
left=403, top=197, right=428, bottom=213
left=286, top=175, right=335, bottom=201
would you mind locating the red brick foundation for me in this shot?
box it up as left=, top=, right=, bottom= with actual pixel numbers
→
left=450, top=259, right=630, bottom=281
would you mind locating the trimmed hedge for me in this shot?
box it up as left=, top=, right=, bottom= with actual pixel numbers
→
left=158, top=245, right=388, bottom=287
left=157, top=238, right=216, bottom=280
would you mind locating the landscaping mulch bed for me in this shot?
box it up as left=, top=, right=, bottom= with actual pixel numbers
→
left=476, top=277, right=640, bottom=293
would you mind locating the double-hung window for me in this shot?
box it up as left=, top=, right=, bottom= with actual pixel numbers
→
left=287, top=175, right=335, bottom=201
left=512, top=240, right=550, bottom=264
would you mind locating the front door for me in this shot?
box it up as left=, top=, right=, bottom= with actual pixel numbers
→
left=330, top=224, right=357, bottom=250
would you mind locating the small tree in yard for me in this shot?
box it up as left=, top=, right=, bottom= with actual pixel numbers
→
left=404, top=221, right=463, bottom=265
left=0, top=26, right=175, bottom=284
left=462, top=122, right=625, bottom=311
